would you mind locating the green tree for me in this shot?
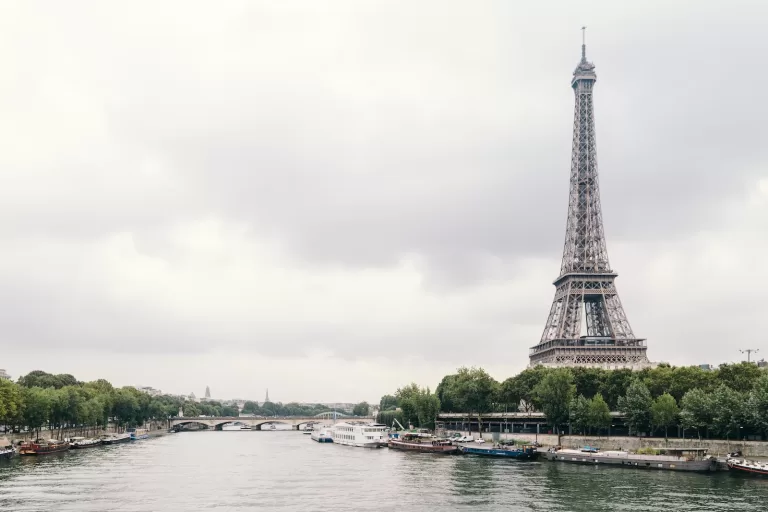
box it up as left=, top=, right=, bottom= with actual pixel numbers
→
left=569, top=395, right=590, bottom=435
left=717, top=362, right=762, bottom=393
left=376, top=409, right=405, bottom=429
left=710, top=384, right=745, bottom=439
left=0, top=379, right=24, bottom=429
left=533, top=368, right=575, bottom=444
left=746, top=373, right=768, bottom=437
left=443, top=367, right=498, bottom=417
left=352, top=402, right=370, bottom=416
left=600, top=369, right=634, bottom=410
left=588, top=393, right=611, bottom=435
left=679, top=388, right=713, bottom=440
left=641, top=364, right=674, bottom=398
left=435, top=375, right=458, bottom=412
left=22, top=387, right=52, bottom=438
left=500, top=366, right=549, bottom=413
left=571, top=367, right=607, bottom=401
left=378, top=394, right=398, bottom=411
left=668, top=366, right=716, bottom=401
left=617, top=379, right=652, bottom=435
left=241, top=401, right=261, bottom=415
left=651, top=392, right=679, bottom=440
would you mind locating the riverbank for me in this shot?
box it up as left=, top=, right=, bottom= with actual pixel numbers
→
left=465, top=432, right=768, bottom=458
left=5, top=422, right=171, bottom=444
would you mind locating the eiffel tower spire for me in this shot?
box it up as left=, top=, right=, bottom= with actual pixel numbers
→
left=530, top=33, right=649, bottom=369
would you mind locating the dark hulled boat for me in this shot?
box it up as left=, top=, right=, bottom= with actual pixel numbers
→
left=70, top=437, right=102, bottom=449
left=727, top=458, right=768, bottom=476
left=101, top=433, right=132, bottom=445
left=459, top=444, right=538, bottom=460
left=388, top=433, right=459, bottom=454
left=19, top=439, right=70, bottom=456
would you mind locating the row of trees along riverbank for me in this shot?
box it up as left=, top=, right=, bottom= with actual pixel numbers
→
left=376, top=363, right=768, bottom=442
left=0, top=370, right=340, bottom=439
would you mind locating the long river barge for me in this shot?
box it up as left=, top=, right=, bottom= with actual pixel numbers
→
left=544, top=447, right=716, bottom=472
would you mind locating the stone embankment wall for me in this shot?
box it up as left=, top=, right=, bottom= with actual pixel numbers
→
left=467, top=432, right=768, bottom=458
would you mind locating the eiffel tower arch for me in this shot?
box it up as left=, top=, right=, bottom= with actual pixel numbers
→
left=529, top=35, right=650, bottom=370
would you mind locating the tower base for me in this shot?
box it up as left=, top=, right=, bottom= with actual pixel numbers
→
left=529, top=339, right=651, bottom=370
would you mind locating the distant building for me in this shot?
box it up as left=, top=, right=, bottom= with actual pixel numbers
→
left=0, top=369, right=10, bottom=380
left=205, top=386, right=211, bottom=399
left=189, top=392, right=198, bottom=403
left=699, top=364, right=714, bottom=371
left=757, top=359, right=767, bottom=369
left=136, top=386, right=162, bottom=396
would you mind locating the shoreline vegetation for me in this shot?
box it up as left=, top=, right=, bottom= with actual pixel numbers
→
left=0, top=370, right=338, bottom=442
left=375, top=364, right=768, bottom=444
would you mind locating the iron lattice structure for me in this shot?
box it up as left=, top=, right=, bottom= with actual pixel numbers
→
left=529, top=41, right=649, bottom=369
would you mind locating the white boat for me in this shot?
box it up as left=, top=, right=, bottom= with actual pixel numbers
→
left=222, top=423, right=251, bottom=431
left=310, top=427, right=333, bottom=443
left=330, top=422, right=387, bottom=448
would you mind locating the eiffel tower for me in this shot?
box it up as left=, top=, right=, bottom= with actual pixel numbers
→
left=529, top=31, right=649, bottom=369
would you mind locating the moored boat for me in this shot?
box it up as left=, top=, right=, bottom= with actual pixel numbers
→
left=459, top=444, right=538, bottom=460
left=0, top=438, right=14, bottom=459
left=222, top=423, right=251, bottom=431
left=544, top=446, right=715, bottom=472
left=726, top=458, right=768, bottom=476
left=127, top=428, right=149, bottom=440
left=101, top=433, right=132, bottom=445
left=19, top=439, right=70, bottom=456
left=69, top=437, right=101, bottom=449
left=388, top=433, right=459, bottom=454
left=310, top=427, right=333, bottom=443
left=330, top=422, right=388, bottom=448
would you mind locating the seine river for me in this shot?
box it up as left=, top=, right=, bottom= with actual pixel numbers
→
left=0, top=432, right=766, bottom=511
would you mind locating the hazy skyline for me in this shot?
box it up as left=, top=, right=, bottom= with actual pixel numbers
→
left=1, top=1, right=767, bottom=403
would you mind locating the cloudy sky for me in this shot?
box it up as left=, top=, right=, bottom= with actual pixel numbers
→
left=1, top=0, right=766, bottom=403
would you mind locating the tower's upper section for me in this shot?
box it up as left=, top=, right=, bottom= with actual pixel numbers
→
left=572, top=41, right=596, bottom=87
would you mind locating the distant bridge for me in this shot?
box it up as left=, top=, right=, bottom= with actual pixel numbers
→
left=170, top=415, right=374, bottom=431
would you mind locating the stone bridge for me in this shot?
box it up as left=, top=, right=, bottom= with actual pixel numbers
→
left=170, top=414, right=374, bottom=431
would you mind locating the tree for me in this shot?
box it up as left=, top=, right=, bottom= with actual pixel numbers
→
left=0, top=379, right=23, bottom=428
left=617, top=379, right=652, bottom=435
left=394, top=384, right=440, bottom=429
left=533, top=368, right=575, bottom=444
left=651, top=393, right=679, bottom=440
left=569, top=395, right=590, bottom=435
left=443, top=367, right=498, bottom=417
left=352, top=402, right=370, bottom=416
left=717, top=363, right=762, bottom=393
left=668, top=366, right=716, bottom=402
left=679, top=388, right=713, bottom=440
left=435, top=375, right=458, bottom=412
left=500, top=366, right=549, bottom=413
left=641, top=364, right=674, bottom=398
left=600, top=369, right=634, bottom=410
left=571, top=367, right=607, bottom=401
left=746, top=373, right=768, bottom=437
left=22, top=387, right=52, bottom=438
left=378, top=395, right=398, bottom=412
left=710, top=384, right=744, bottom=439
left=241, top=401, right=261, bottom=415
left=588, top=393, right=611, bottom=435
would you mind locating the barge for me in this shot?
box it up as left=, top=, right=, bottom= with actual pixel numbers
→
left=388, top=433, right=459, bottom=454
left=19, top=439, right=70, bottom=456
left=459, top=444, right=538, bottom=460
left=544, top=446, right=716, bottom=472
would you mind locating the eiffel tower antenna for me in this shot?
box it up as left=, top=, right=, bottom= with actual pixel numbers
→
left=529, top=32, right=649, bottom=369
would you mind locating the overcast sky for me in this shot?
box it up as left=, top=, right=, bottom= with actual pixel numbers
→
left=1, top=0, right=766, bottom=403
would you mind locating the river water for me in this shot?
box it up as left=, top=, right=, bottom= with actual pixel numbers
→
left=0, top=432, right=766, bottom=511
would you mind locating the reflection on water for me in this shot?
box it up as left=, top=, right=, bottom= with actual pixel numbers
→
left=0, top=434, right=766, bottom=511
